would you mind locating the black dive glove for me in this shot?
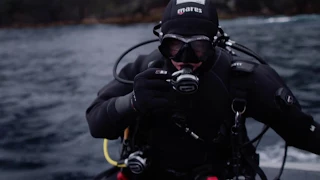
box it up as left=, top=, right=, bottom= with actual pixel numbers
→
left=131, top=68, right=173, bottom=114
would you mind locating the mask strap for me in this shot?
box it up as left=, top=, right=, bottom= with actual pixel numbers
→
left=153, top=22, right=163, bottom=41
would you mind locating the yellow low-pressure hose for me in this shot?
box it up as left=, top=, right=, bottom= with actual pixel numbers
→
left=124, top=128, right=129, bottom=140
left=103, top=128, right=129, bottom=168
left=103, top=139, right=127, bottom=167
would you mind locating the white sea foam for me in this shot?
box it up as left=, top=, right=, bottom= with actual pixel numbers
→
left=220, top=14, right=320, bottom=26
left=258, top=142, right=320, bottom=164
left=266, top=17, right=291, bottom=23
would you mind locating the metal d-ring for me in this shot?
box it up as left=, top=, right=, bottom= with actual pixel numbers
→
left=231, top=99, right=247, bottom=114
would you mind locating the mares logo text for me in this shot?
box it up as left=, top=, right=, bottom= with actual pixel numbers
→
left=177, top=7, right=202, bottom=15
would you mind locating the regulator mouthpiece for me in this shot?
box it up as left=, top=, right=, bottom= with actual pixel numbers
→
left=169, top=66, right=199, bottom=94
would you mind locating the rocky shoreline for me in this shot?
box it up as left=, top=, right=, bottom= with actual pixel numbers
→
left=0, top=9, right=287, bottom=29
left=0, top=0, right=319, bottom=29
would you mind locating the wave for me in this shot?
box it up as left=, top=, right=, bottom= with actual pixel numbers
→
left=220, top=14, right=320, bottom=26
left=258, top=142, right=320, bottom=164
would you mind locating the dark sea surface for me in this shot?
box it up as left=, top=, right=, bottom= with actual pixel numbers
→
left=0, top=15, right=319, bottom=180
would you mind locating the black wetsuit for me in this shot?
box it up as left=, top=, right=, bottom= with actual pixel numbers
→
left=86, top=47, right=320, bottom=179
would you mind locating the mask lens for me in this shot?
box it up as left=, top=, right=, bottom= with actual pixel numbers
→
left=190, top=40, right=211, bottom=58
left=160, top=34, right=213, bottom=63
left=162, top=38, right=184, bottom=57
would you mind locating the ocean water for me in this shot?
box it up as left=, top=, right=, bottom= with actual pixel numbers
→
left=0, top=15, right=319, bottom=180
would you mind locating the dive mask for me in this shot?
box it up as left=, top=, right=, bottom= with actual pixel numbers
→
left=159, top=34, right=214, bottom=63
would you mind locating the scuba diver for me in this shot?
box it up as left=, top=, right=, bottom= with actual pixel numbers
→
left=86, top=0, right=320, bottom=179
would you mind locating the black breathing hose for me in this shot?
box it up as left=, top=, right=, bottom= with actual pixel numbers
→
left=113, top=39, right=159, bottom=84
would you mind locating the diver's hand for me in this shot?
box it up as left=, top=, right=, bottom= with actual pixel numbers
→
left=131, top=68, right=172, bottom=114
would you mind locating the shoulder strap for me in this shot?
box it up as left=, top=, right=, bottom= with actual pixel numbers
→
left=229, top=59, right=268, bottom=180
left=230, top=60, right=256, bottom=113
left=213, top=59, right=257, bottom=142
left=219, top=60, right=256, bottom=140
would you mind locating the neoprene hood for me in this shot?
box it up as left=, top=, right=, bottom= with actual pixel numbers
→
left=161, top=0, right=219, bottom=39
